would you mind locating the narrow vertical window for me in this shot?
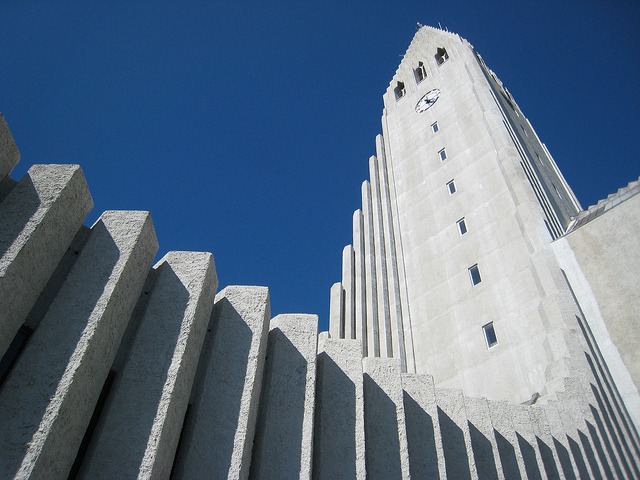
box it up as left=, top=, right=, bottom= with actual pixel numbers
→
left=431, top=121, right=439, bottom=133
left=447, top=180, right=456, bottom=195
left=435, top=47, right=449, bottom=65
left=469, top=264, right=481, bottom=285
left=457, top=218, right=467, bottom=235
left=414, top=61, right=427, bottom=83
left=439, top=148, right=447, bottom=162
left=483, top=322, right=498, bottom=348
left=394, top=81, right=406, bottom=100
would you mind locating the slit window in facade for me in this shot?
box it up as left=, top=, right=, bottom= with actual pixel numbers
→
left=439, top=148, right=447, bottom=162
left=457, top=218, right=467, bottom=235
left=483, top=322, right=498, bottom=348
left=432, top=121, right=439, bottom=133
left=447, top=180, right=456, bottom=195
left=435, top=47, right=449, bottom=65
left=414, top=61, right=427, bottom=83
left=469, top=264, right=481, bottom=285
left=394, top=81, right=406, bottom=100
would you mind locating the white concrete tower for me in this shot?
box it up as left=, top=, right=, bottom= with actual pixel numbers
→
left=329, top=26, right=600, bottom=405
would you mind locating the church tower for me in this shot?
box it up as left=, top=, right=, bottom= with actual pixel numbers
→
left=328, top=25, right=637, bottom=413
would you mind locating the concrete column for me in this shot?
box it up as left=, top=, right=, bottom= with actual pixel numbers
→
left=362, top=180, right=379, bottom=358
left=488, top=399, right=527, bottom=480
left=362, top=357, right=411, bottom=479
left=0, top=164, right=93, bottom=358
left=0, top=210, right=158, bottom=480
left=376, top=134, right=409, bottom=372
left=402, top=374, right=446, bottom=479
left=370, top=156, right=392, bottom=358
left=171, top=286, right=270, bottom=480
left=527, top=407, right=565, bottom=480
left=379, top=120, right=415, bottom=373
left=78, top=251, right=218, bottom=480
left=353, top=210, right=367, bottom=356
left=313, top=337, right=366, bottom=479
left=544, top=403, right=581, bottom=480
left=436, top=388, right=479, bottom=480
left=0, top=113, right=19, bottom=180
left=465, top=396, right=505, bottom=480
left=329, top=282, right=344, bottom=340
left=250, top=314, right=318, bottom=480
left=510, top=405, right=549, bottom=480
left=342, top=244, right=355, bottom=340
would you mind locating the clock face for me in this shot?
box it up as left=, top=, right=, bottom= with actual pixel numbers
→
left=415, top=88, right=440, bottom=113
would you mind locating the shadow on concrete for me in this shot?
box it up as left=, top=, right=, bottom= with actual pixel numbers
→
left=250, top=327, right=307, bottom=479
left=0, top=174, right=39, bottom=258
left=589, top=403, right=624, bottom=479
left=313, top=352, right=357, bottom=479
left=536, top=437, right=561, bottom=480
left=553, top=437, right=577, bottom=480
left=438, top=407, right=471, bottom=480
left=516, top=433, right=542, bottom=480
left=468, top=421, right=497, bottom=480
left=403, top=391, right=439, bottom=479
left=363, top=373, right=402, bottom=479
left=568, top=435, right=591, bottom=479
left=494, top=430, right=522, bottom=480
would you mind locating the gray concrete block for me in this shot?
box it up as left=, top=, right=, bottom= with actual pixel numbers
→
left=329, top=281, right=344, bottom=339
left=249, top=314, right=318, bottom=480
left=402, top=373, right=446, bottom=479
left=342, top=244, right=355, bottom=340
left=465, top=396, right=504, bottom=480
left=0, top=113, right=19, bottom=180
left=437, top=388, right=479, bottom=480
left=0, top=210, right=157, bottom=480
left=362, top=357, right=411, bottom=479
left=0, top=164, right=93, bottom=359
left=78, top=251, right=217, bottom=480
left=313, top=337, right=366, bottom=479
left=510, top=405, right=547, bottom=480
left=487, top=399, right=527, bottom=480
left=173, top=285, right=270, bottom=480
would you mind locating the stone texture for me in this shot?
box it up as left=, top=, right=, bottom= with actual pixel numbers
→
left=313, top=337, right=366, bottom=479
left=0, top=113, right=19, bottom=180
left=0, top=210, right=157, bottom=480
left=78, top=251, right=217, bottom=480
left=173, top=285, right=270, bottom=480
left=0, top=164, right=93, bottom=359
left=249, top=314, right=318, bottom=480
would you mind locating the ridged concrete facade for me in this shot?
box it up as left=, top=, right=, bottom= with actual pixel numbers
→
left=1, top=26, right=640, bottom=479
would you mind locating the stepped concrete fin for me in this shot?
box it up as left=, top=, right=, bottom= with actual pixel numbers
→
left=249, top=313, right=318, bottom=480
left=0, top=210, right=157, bottom=480
left=313, top=337, right=366, bottom=479
left=78, top=251, right=217, bottom=480
left=0, top=164, right=93, bottom=358
left=363, top=357, right=411, bottom=479
left=172, top=285, right=270, bottom=480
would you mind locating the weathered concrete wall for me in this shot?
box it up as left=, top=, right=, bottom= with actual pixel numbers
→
left=0, top=113, right=19, bottom=180
left=0, top=210, right=157, bottom=479
left=78, top=251, right=217, bottom=479
left=0, top=164, right=93, bottom=359
left=172, top=285, right=270, bottom=480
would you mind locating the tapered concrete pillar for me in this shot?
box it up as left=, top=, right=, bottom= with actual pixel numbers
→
left=329, top=282, right=344, bottom=339
left=250, top=314, right=318, bottom=480
left=313, top=336, right=366, bottom=479
left=0, top=164, right=93, bottom=358
left=370, top=156, right=392, bottom=358
left=510, top=405, right=548, bottom=480
left=78, top=251, right=217, bottom=480
left=0, top=113, right=19, bottom=180
left=342, top=244, right=355, bottom=340
left=0, top=210, right=157, bottom=480
left=362, top=181, right=379, bottom=358
left=488, top=399, right=527, bottom=480
left=402, top=374, right=446, bottom=480
left=172, top=285, right=270, bottom=480
left=362, top=357, right=411, bottom=479
left=353, top=209, right=367, bottom=356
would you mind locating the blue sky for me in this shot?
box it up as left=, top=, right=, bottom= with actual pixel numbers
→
left=2, top=2, right=639, bottom=331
